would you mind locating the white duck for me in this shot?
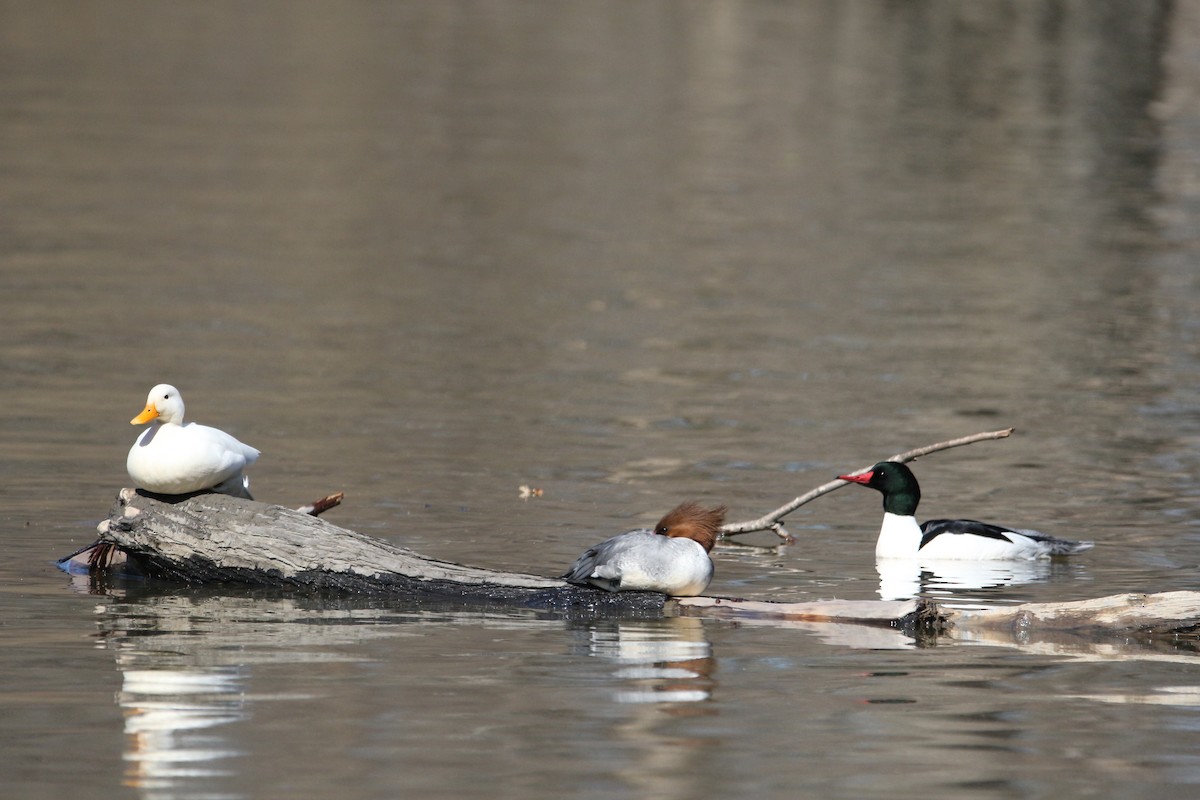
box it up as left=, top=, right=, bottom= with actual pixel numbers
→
left=127, top=384, right=260, bottom=499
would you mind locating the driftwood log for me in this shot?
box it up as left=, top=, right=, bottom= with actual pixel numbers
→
left=70, top=489, right=667, bottom=618
left=64, top=488, right=1200, bottom=649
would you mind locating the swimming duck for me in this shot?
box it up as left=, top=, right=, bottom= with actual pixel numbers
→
left=127, top=384, right=260, bottom=499
left=562, top=502, right=726, bottom=596
left=838, top=461, right=1093, bottom=560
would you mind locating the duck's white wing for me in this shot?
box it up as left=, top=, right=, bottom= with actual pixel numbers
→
left=127, top=422, right=259, bottom=495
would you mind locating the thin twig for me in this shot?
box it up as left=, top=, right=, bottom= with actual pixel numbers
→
left=297, top=492, right=345, bottom=517
left=721, top=428, right=1015, bottom=541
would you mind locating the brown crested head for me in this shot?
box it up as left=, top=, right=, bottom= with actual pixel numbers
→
left=653, top=501, right=727, bottom=552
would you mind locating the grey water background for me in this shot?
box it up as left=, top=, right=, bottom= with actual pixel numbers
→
left=4, top=1, right=1200, bottom=797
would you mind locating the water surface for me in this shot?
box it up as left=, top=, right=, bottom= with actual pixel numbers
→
left=3, top=2, right=1199, bottom=798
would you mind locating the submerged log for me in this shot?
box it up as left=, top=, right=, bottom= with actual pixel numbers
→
left=944, top=592, right=1200, bottom=640
left=675, top=592, right=1200, bottom=650
left=674, top=596, right=943, bottom=640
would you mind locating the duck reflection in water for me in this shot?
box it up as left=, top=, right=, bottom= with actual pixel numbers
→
left=118, top=665, right=247, bottom=796
left=876, top=558, right=1055, bottom=603
left=573, top=617, right=716, bottom=708
left=572, top=617, right=718, bottom=800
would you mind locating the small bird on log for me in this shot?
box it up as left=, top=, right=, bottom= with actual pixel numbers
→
left=562, top=502, right=726, bottom=596
left=127, top=384, right=261, bottom=499
left=838, top=461, right=1093, bottom=560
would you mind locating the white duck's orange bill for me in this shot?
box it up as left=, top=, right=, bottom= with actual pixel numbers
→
left=130, top=405, right=159, bottom=425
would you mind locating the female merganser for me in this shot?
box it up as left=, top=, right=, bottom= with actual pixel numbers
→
left=127, top=384, right=260, bottom=499
left=562, top=502, right=726, bottom=596
left=838, top=461, right=1093, bottom=560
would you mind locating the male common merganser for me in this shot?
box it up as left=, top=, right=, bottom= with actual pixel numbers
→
left=127, top=384, right=260, bottom=499
left=562, top=502, right=726, bottom=596
left=837, top=461, right=1093, bottom=560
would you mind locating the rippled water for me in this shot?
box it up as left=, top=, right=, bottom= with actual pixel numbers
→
left=3, top=1, right=1200, bottom=798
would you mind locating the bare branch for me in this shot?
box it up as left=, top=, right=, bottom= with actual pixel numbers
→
left=721, top=427, right=1015, bottom=541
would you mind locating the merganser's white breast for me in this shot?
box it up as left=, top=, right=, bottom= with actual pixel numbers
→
left=875, top=512, right=924, bottom=559
left=562, top=502, right=726, bottom=597
left=126, top=384, right=260, bottom=498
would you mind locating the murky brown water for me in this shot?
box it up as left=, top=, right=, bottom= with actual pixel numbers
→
left=4, top=1, right=1200, bottom=798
